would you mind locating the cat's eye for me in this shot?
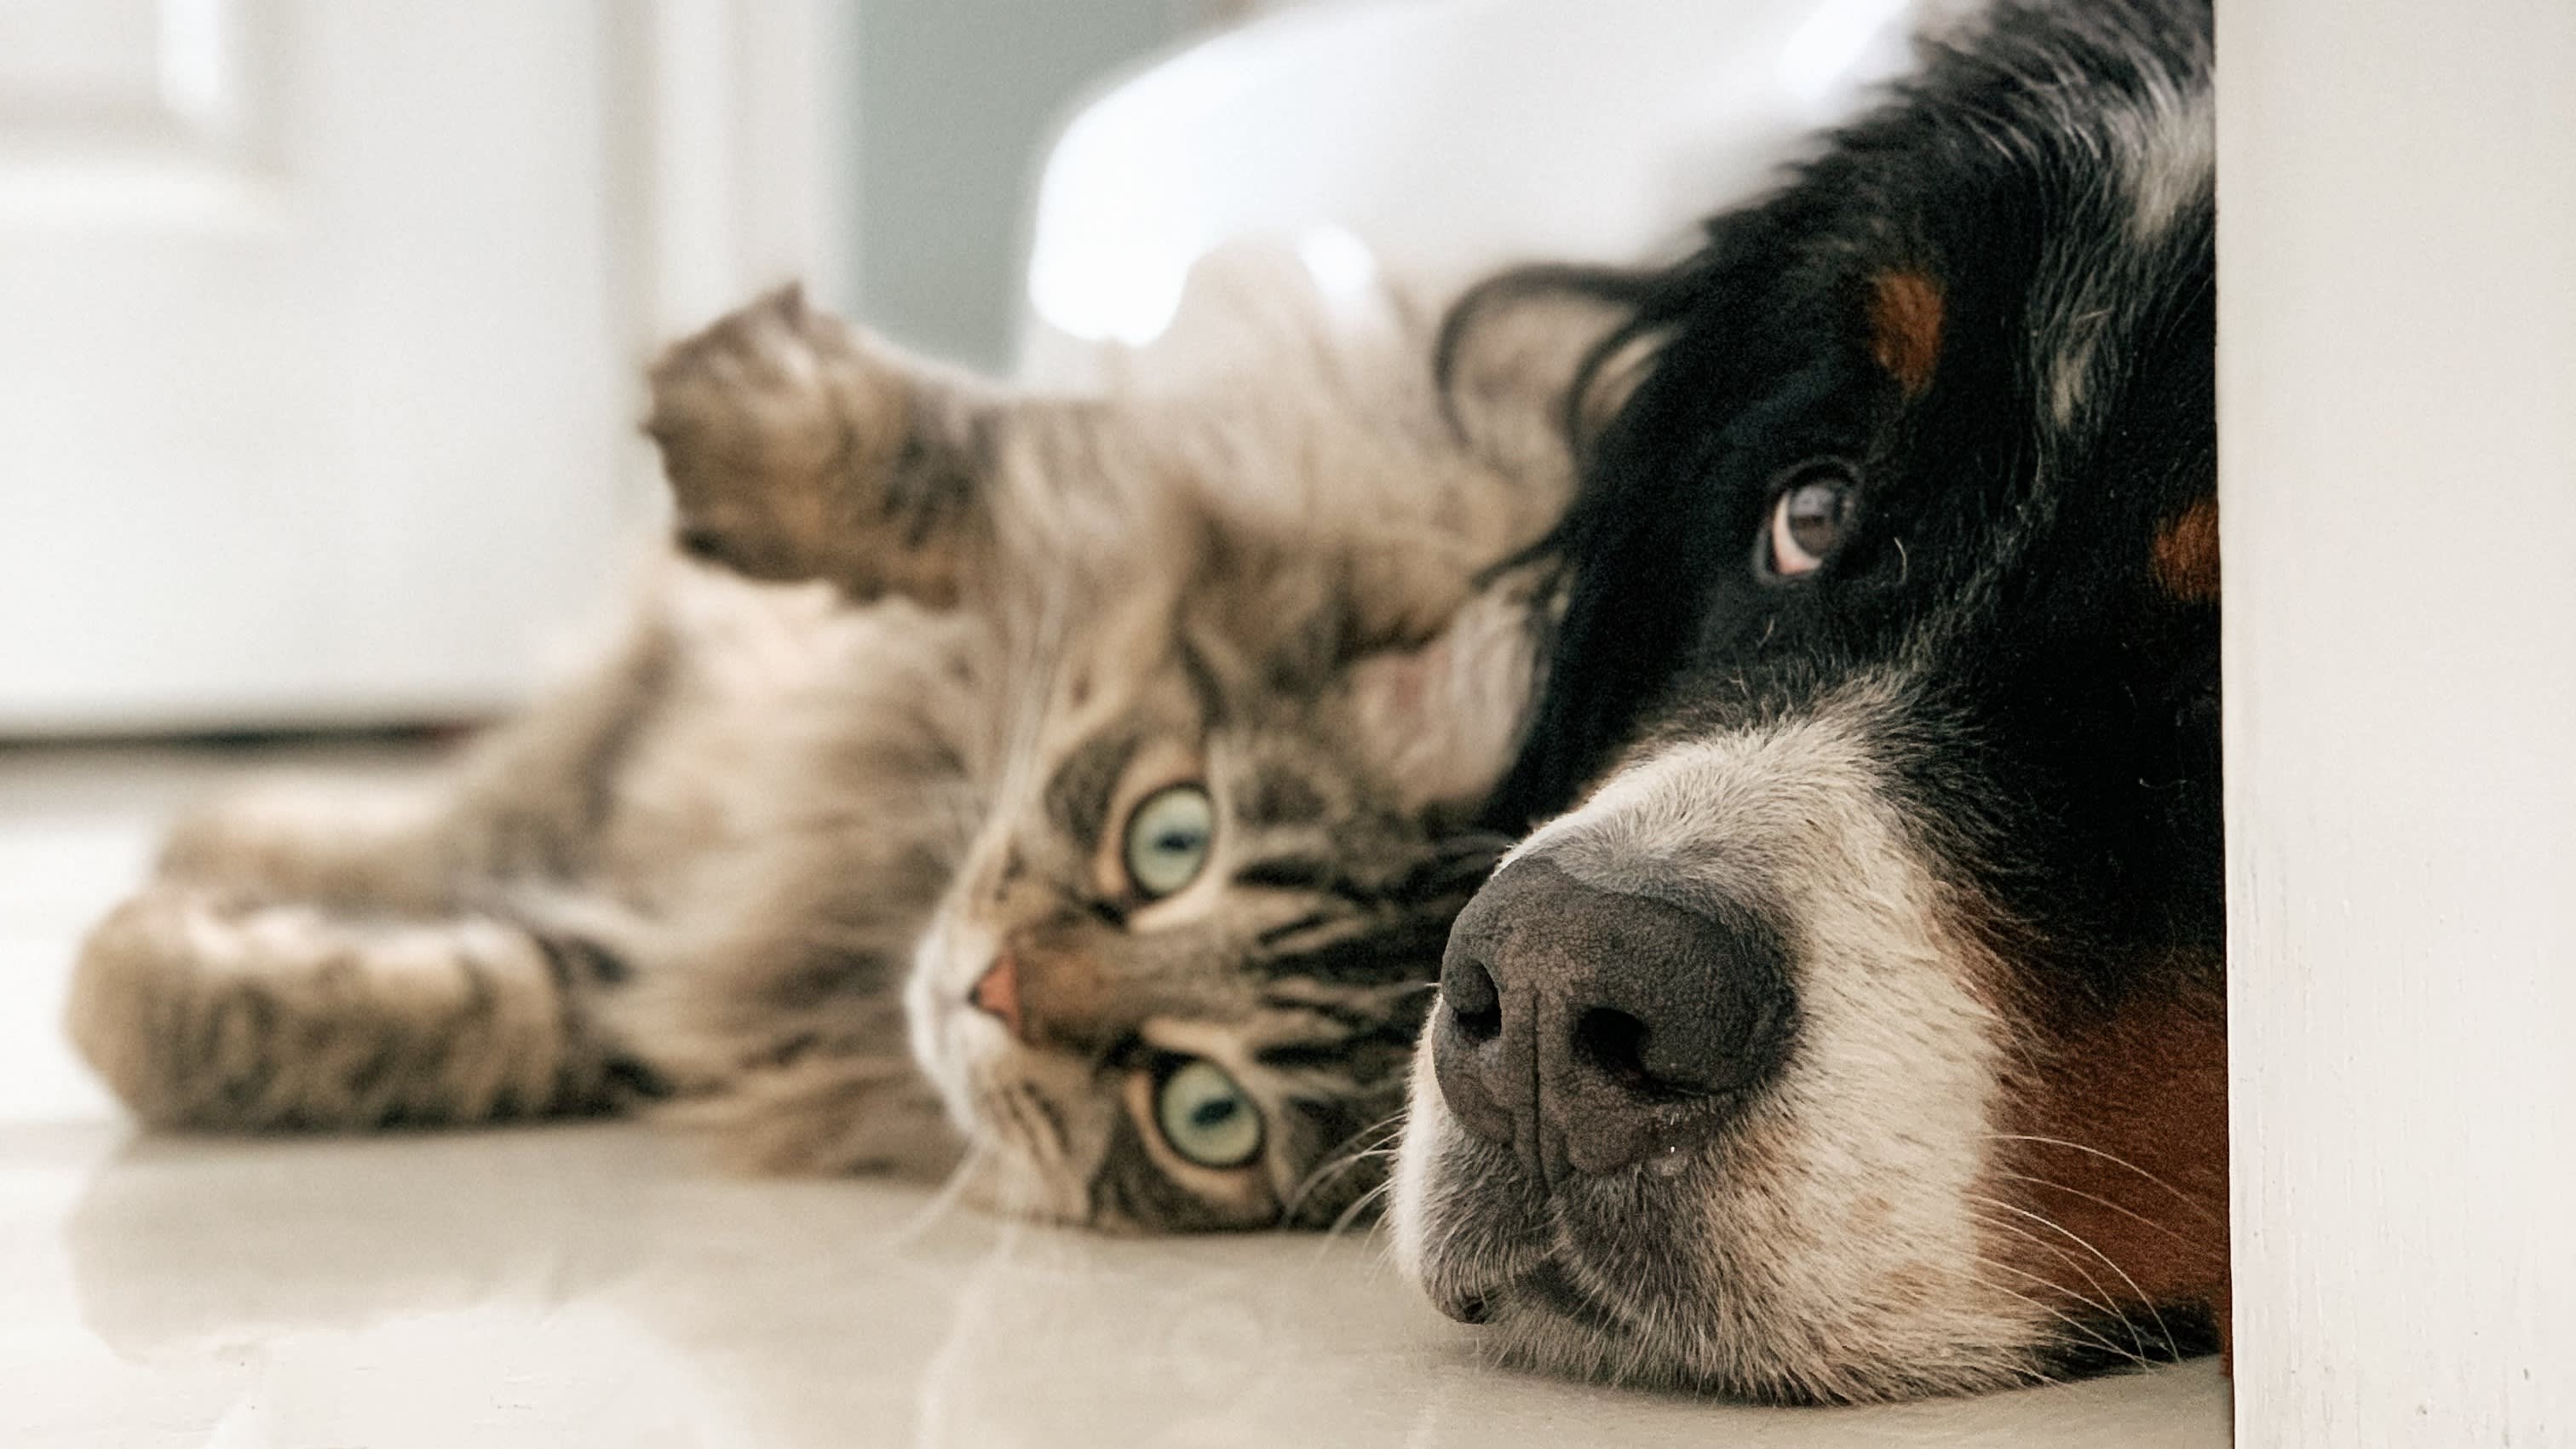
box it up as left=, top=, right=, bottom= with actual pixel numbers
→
left=1153, top=1058, right=1264, bottom=1169
left=1759, top=462, right=1859, bottom=579
left=1123, top=784, right=1214, bottom=900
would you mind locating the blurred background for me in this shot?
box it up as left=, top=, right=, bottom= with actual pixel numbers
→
left=0, top=0, right=1230, bottom=734
left=0, top=0, right=1906, bottom=738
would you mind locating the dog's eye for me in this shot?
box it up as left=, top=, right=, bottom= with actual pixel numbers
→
left=1761, top=463, right=1857, bottom=579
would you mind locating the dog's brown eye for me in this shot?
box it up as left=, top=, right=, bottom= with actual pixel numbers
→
left=1762, top=465, right=1856, bottom=579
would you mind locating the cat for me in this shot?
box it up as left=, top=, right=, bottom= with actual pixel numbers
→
left=67, top=247, right=1607, bottom=1231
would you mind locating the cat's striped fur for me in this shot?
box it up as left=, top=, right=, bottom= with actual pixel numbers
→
left=68, top=247, right=1606, bottom=1229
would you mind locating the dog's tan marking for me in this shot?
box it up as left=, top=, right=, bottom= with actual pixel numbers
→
left=2152, top=496, right=2221, bottom=603
left=1867, top=270, right=1946, bottom=398
left=1988, top=975, right=2230, bottom=1333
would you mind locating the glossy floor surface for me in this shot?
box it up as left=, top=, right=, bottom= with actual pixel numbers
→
left=0, top=745, right=2233, bottom=1447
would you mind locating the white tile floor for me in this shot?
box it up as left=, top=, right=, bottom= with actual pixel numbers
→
left=0, top=745, right=2231, bottom=1447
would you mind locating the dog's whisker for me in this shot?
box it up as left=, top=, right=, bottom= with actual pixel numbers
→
left=1987, top=1167, right=2194, bottom=1245
left=1975, top=1266, right=2149, bottom=1368
left=1985, top=1134, right=2222, bottom=1225
left=1970, top=1192, right=2175, bottom=1361
left=1970, top=1267, right=2152, bottom=1373
left=1968, top=1204, right=2132, bottom=1330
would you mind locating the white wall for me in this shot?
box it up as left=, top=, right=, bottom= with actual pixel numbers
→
left=2219, top=1, right=2576, bottom=1444
left=0, top=1, right=635, bottom=734
left=0, top=0, right=857, bottom=735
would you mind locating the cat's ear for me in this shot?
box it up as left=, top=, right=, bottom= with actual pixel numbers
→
left=646, top=285, right=998, bottom=607
left=1435, top=268, right=1645, bottom=480
left=1341, top=584, right=1540, bottom=815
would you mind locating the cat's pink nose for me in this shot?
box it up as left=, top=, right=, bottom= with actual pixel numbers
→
left=969, top=952, right=1022, bottom=1039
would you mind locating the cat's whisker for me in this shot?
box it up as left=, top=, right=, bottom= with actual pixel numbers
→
left=1281, top=1107, right=1409, bottom=1222
left=1286, top=1141, right=1402, bottom=1225
left=888, top=1141, right=998, bottom=1246
left=1319, top=1176, right=1396, bottom=1249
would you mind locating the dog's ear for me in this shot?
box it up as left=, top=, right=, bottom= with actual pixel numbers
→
left=1339, top=583, right=1539, bottom=815
left=646, top=285, right=999, bottom=607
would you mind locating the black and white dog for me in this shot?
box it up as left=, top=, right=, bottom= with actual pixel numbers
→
left=1396, top=0, right=2225, bottom=1402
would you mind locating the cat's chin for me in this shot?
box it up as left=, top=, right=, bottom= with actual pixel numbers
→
left=902, top=912, right=1087, bottom=1224
left=902, top=913, right=989, bottom=1134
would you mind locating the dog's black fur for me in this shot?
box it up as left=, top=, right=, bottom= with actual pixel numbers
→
left=1492, top=3, right=2220, bottom=945
left=1400, top=0, right=2226, bottom=1400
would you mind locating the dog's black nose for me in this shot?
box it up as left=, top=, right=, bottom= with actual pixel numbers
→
left=1431, top=856, right=1794, bottom=1176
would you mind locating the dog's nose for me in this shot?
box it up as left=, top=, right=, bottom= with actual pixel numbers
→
left=1431, top=856, right=1795, bottom=1176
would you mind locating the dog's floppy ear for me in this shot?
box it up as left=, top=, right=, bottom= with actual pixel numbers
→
left=646, top=285, right=999, bottom=607
left=1339, top=582, right=1540, bottom=815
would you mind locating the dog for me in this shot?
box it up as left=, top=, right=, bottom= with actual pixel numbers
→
left=1392, top=0, right=2223, bottom=1402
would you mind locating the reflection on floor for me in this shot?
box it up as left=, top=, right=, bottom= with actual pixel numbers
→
left=0, top=745, right=2231, bottom=1447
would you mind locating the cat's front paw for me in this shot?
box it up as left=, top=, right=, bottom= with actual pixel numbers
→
left=67, top=887, right=592, bottom=1130
left=646, top=286, right=990, bottom=606
left=69, top=886, right=279, bottom=1128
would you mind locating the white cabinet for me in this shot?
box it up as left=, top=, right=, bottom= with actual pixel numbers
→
left=0, top=0, right=848, bottom=734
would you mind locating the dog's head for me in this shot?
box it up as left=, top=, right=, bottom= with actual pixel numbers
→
left=1394, top=0, right=2224, bottom=1401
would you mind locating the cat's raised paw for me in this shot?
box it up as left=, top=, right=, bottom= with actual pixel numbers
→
left=646, top=285, right=992, bottom=606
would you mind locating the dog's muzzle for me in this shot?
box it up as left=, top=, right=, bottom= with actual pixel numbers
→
left=1427, top=855, right=1797, bottom=1206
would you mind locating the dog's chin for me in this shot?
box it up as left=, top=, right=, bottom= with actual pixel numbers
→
left=1463, top=1283, right=2046, bottom=1405
left=1393, top=1062, right=2059, bottom=1406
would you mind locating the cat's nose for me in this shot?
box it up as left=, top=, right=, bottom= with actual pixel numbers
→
left=1429, top=856, right=1796, bottom=1177
left=969, top=952, right=1023, bottom=1039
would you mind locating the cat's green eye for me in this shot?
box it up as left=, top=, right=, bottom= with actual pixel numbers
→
left=1122, top=783, right=1214, bottom=900
left=1153, top=1058, right=1264, bottom=1169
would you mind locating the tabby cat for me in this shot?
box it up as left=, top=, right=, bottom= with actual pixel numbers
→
left=68, top=249, right=1601, bottom=1231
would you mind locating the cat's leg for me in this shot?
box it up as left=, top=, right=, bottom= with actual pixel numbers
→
left=154, top=618, right=674, bottom=911
left=69, top=888, right=625, bottom=1129
left=644, top=285, right=1002, bottom=607
left=67, top=618, right=678, bottom=1130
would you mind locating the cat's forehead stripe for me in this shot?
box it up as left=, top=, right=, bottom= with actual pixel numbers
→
left=1258, top=909, right=1459, bottom=987
left=1043, top=726, right=1145, bottom=848
left=1173, top=635, right=1228, bottom=728
left=1238, top=764, right=1328, bottom=827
